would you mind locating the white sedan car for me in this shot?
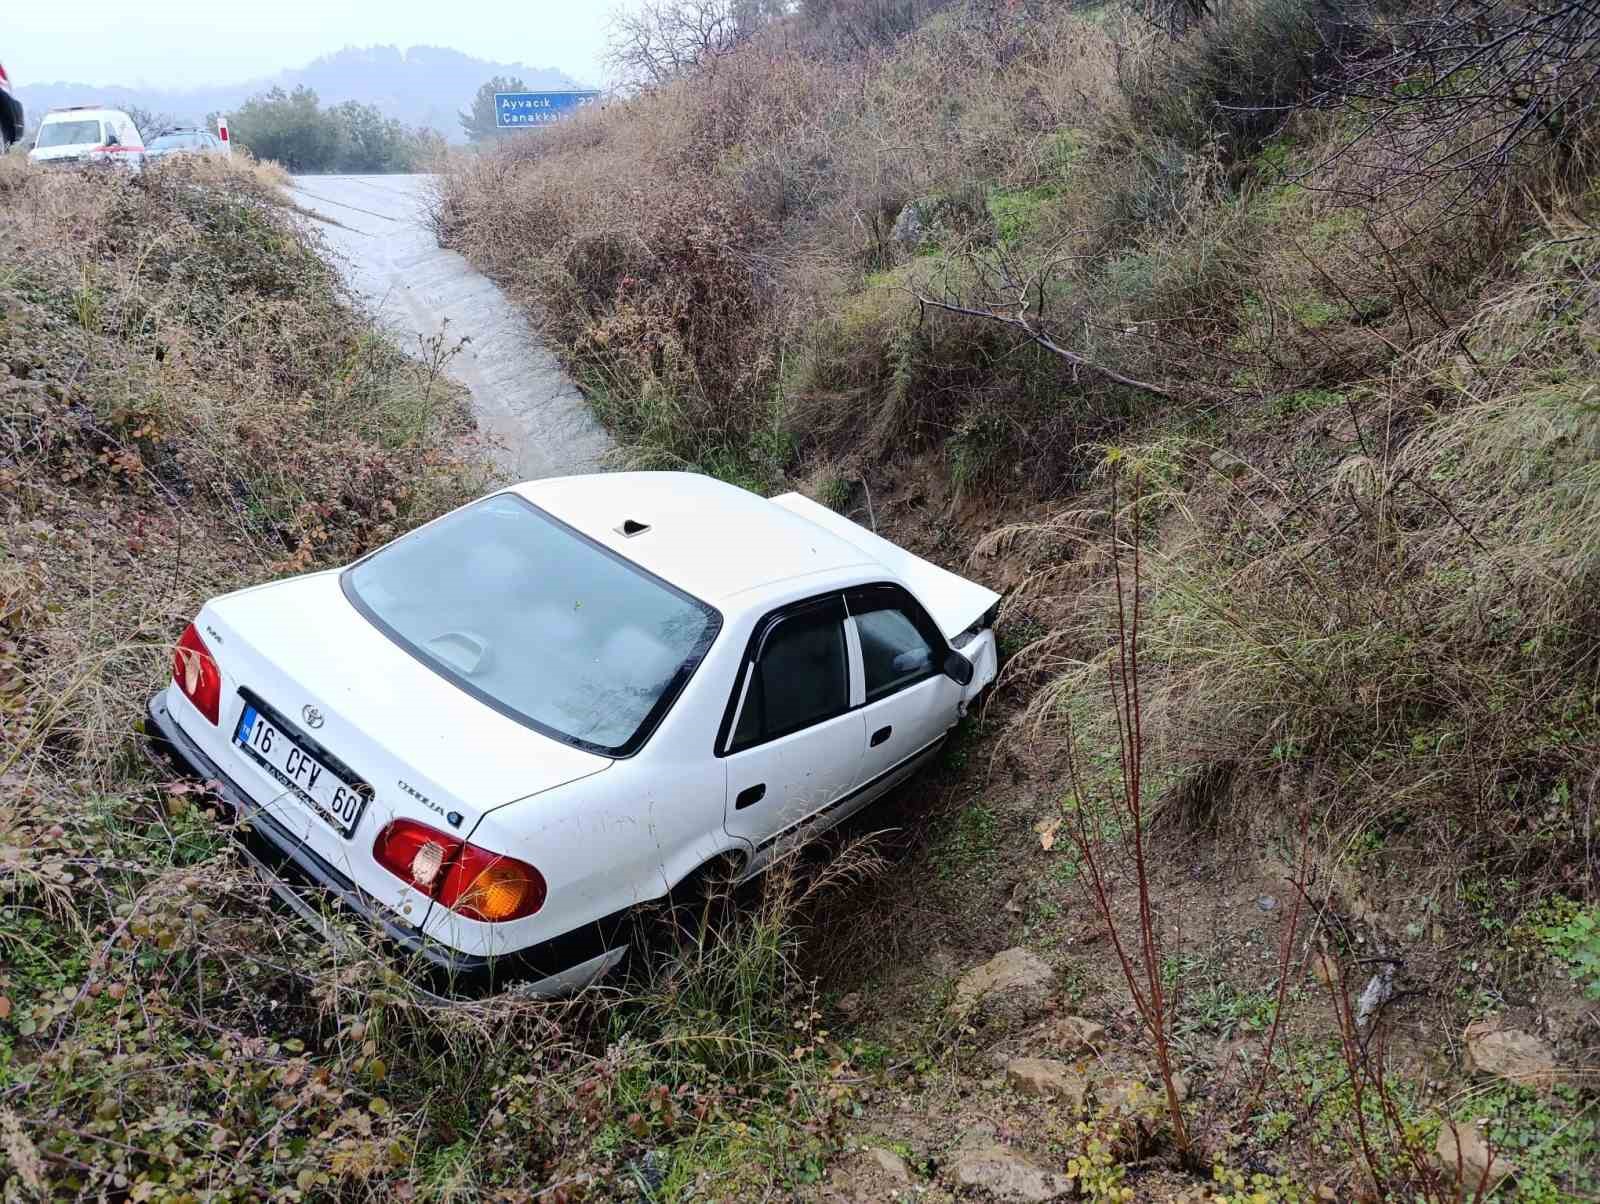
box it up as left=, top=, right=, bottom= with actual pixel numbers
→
left=147, top=473, right=999, bottom=993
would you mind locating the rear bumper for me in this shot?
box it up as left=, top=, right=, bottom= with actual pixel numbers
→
left=144, top=692, right=628, bottom=996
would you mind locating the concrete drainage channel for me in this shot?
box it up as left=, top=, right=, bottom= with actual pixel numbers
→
left=288, top=174, right=614, bottom=483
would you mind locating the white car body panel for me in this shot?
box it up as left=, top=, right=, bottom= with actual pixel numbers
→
left=29, top=107, right=145, bottom=168
left=156, top=473, right=1002, bottom=980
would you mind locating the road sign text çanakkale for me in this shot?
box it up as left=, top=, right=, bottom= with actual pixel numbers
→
left=495, top=91, right=601, bottom=128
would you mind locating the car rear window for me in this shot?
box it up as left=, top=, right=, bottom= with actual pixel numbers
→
left=150, top=133, right=203, bottom=150
left=342, top=493, right=721, bottom=756
left=37, top=119, right=103, bottom=148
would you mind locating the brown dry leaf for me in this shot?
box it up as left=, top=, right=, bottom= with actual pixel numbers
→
left=1035, top=818, right=1061, bottom=851
left=0, top=996, right=10, bottom=1020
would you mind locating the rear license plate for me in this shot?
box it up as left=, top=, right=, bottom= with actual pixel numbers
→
left=234, top=705, right=368, bottom=837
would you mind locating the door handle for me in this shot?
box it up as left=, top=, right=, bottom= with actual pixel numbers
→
left=871, top=725, right=893, bottom=747
left=735, top=782, right=766, bottom=810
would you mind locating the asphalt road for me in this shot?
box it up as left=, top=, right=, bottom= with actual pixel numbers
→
left=288, top=173, right=613, bottom=482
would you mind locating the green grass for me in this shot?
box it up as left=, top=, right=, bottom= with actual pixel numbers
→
left=948, top=410, right=1012, bottom=492
left=988, top=185, right=1061, bottom=244
left=1454, top=1084, right=1600, bottom=1203
left=1529, top=897, right=1600, bottom=999
left=933, top=802, right=999, bottom=881
left=1163, top=954, right=1282, bottom=1048
left=815, top=474, right=853, bottom=512
left=1272, top=388, right=1345, bottom=417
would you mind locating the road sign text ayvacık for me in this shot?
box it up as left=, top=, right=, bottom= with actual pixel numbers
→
left=495, top=91, right=600, bottom=128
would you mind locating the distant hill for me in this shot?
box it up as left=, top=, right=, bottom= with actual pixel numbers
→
left=15, top=45, right=582, bottom=141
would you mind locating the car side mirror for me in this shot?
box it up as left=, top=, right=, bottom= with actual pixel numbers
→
left=943, top=649, right=974, bottom=686
left=104, top=133, right=120, bottom=147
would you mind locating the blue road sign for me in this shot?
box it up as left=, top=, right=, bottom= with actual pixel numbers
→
left=495, top=90, right=602, bottom=129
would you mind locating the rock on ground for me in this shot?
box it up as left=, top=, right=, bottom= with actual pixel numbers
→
left=1049, top=1014, right=1106, bottom=1054
left=821, top=1145, right=916, bottom=1202
left=1464, top=1018, right=1558, bottom=1091
left=1435, top=1120, right=1516, bottom=1193
left=1006, top=1058, right=1088, bottom=1108
left=949, top=947, right=1055, bottom=1027
left=889, top=201, right=927, bottom=250
left=947, top=1143, right=1073, bottom=1203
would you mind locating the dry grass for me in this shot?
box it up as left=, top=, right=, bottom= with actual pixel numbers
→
left=436, top=0, right=1570, bottom=499
left=161, top=146, right=293, bottom=193
left=435, top=0, right=1600, bottom=890
left=1, top=159, right=484, bottom=791
left=435, top=5, right=1127, bottom=485
left=995, top=199, right=1600, bottom=925
left=420, top=1, right=1600, bottom=1193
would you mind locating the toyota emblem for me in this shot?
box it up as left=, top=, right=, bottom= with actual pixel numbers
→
left=302, top=705, right=325, bottom=729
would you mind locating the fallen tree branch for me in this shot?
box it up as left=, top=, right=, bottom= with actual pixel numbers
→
left=911, top=291, right=1179, bottom=400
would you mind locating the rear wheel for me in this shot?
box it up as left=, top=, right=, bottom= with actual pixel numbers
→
left=620, top=853, right=750, bottom=983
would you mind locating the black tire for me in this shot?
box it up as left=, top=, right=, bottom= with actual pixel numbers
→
left=617, top=852, right=749, bottom=983
left=0, top=94, right=22, bottom=148
left=665, top=852, right=748, bottom=938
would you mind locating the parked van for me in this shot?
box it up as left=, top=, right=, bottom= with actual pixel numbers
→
left=29, top=106, right=144, bottom=168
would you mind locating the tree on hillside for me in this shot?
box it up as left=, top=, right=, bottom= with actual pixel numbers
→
left=605, top=0, right=787, bottom=86
left=459, top=75, right=528, bottom=142
left=125, top=105, right=179, bottom=139
left=232, top=86, right=343, bottom=172
left=330, top=100, right=411, bottom=172
left=230, top=87, right=429, bottom=172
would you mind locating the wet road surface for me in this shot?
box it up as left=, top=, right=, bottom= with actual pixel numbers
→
left=289, top=173, right=613, bottom=482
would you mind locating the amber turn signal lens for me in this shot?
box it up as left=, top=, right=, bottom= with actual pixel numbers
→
left=458, top=862, right=536, bottom=923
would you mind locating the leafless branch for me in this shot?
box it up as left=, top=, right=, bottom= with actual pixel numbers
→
left=1319, top=0, right=1600, bottom=200
left=911, top=292, right=1180, bottom=399
left=606, top=0, right=771, bottom=86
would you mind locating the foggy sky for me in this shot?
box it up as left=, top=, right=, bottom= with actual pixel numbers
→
left=7, top=0, right=615, bottom=88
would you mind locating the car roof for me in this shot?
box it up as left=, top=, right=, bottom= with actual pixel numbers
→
left=513, top=472, right=877, bottom=605
left=42, top=107, right=128, bottom=123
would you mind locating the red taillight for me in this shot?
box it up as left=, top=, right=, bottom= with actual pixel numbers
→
left=172, top=622, right=221, bottom=725
left=372, top=820, right=545, bottom=923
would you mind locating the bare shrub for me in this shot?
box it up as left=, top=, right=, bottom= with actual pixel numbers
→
left=1051, top=470, right=1193, bottom=1159
left=606, top=0, right=779, bottom=86
left=1118, top=0, right=1360, bottom=156
left=1324, top=0, right=1600, bottom=200
left=796, top=0, right=962, bottom=53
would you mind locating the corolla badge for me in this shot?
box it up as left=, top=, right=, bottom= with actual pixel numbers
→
left=301, top=705, right=325, bottom=729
